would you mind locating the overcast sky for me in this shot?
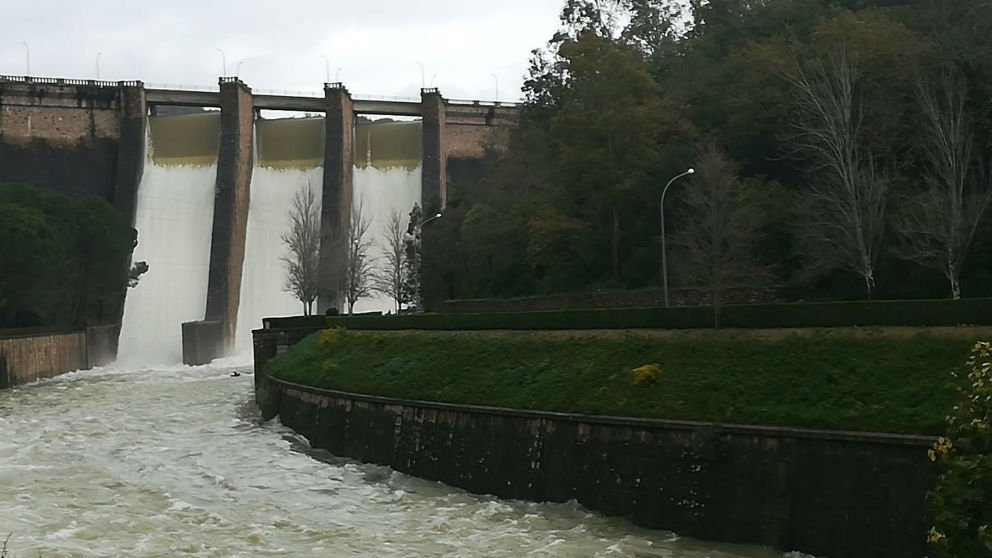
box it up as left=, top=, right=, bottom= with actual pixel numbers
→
left=4, top=0, right=564, bottom=102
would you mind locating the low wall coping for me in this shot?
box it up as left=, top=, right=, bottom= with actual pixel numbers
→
left=267, top=376, right=934, bottom=447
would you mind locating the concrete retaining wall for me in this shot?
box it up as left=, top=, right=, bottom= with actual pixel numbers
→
left=0, top=326, right=120, bottom=388
left=254, top=351, right=936, bottom=557
left=0, top=330, right=87, bottom=388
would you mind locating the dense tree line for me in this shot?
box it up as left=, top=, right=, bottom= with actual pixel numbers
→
left=0, top=183, right=136, bottom=328
left=425, top=0, right=992, bottom=304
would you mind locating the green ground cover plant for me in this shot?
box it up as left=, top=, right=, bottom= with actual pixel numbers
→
left=265, top=328, right=979, bottom=435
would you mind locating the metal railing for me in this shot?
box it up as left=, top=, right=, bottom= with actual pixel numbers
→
left=448, top=98, right=519, bottom=108
left=0, top=75, right=142, bottom=88
left=145, top=82, right=219, bottom=92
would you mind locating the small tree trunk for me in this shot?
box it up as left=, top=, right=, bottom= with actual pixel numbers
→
left=612, top=204, right=620, bottom=282
left=712, top=290, right=722, bottom=329
left=348, top=299, right=355, bottom=315
left=950, top=269, right=961, bottom=300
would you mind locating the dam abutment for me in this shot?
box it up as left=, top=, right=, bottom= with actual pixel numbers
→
left=318, top=84, right=354, bottom=313
left=204, top=78, right=254, bottom=352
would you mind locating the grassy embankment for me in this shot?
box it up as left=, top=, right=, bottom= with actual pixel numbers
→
left=264, top=327, right=990, bottom=435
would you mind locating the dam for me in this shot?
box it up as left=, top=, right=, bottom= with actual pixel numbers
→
left=0, top=75, right=518, bottom=363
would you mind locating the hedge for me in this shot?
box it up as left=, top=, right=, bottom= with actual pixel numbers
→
left=261, top=297, right=992, bottom=332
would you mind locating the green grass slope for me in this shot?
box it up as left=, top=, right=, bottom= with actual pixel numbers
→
left=264, top=328, right=985, bottom=435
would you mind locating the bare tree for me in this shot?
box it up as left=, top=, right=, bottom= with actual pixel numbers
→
left=671, top=146, right=770, bottom=328
left=892, top=67, right=990, bottom=299
left=281, top=184, right=321, bottom=315
left=343, top=197, right=377, bottom=315
left=374, top=210, right=408, bottom=314
left=787, top=49, right=888, bottom=299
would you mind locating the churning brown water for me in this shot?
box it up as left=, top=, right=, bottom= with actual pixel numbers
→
left=0, top=360, right=787, bottom=557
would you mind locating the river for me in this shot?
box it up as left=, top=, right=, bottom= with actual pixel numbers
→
left=0, top=361, right=787, bottom=557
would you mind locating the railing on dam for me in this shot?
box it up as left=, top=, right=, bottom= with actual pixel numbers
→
left=0, top=75, right=143, bottom=88
left=1, top=74, right=519, bottom=117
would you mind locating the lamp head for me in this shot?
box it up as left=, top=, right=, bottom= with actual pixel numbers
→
left=687, top=168, right=695, bottom=174
left=434, top=213, right=442, bottom=218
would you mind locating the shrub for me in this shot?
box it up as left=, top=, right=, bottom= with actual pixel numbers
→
left=927, top=341, right=992, bottom=557
left=318, top=326, right=347, bottom=348
left=630, top=363, right=661, bottom=385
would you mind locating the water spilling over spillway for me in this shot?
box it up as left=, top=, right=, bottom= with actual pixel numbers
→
left=118, top=114, right=220, bottom=365
left=233, top=117, right=324, bottom=354
left=352, top=120, right=423, bottom=314
left=0, top=362, right=778, bottom=557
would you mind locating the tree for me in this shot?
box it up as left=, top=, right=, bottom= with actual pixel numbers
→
left=127, top=261, right=149, bottom=288
left=281, top=184, right=321, bottom=315
left=0, top=202, right=65, bottom=326
left=375, top=210, right=408, bottom=314
left=670, top=147, right=769, bottom=327
left=402, top=204, right=424, bottom=310
left=787, top=49, right=888, bottom=299
left=343, top=197, right=377, bottom=315
left=892, top=68, right=990, bottom=300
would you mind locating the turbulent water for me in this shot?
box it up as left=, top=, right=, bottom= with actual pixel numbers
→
left=118, top=114, right=220, bottom=365
left=0, top=362, right=781, bottom=558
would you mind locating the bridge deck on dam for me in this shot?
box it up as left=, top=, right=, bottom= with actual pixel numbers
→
left=144, top=89, right=512, bottom=117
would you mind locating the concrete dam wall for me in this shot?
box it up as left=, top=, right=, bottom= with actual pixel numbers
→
left=0, top=75, right=517, bottom=364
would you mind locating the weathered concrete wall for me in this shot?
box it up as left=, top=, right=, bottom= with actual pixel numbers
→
left=443, top=103, right=516, bottom=159
left=181, top=320, right=223, bottom=366
left=0, top=79, right=127, bottom=200
left=0, top=330, right=87, bottom=388
left=421, top=89, right=447, bottom=214
left=318, top=85, right=354, bottom=312
left=85, top=324, right=119, bottom=368
left=204, top=78, right=253, bottom=352
left=260, top=373, right=935, bottom=558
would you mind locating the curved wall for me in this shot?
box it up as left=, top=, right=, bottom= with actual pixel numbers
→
left=256, top=368, right=935, bottom=558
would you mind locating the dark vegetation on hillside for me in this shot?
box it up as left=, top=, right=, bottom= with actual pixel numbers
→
left=424, top=0, right=992, bottom=306
left=0, top=182, right=136, bottom=328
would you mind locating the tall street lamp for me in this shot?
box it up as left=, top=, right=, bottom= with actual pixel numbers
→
left=415, top=61, right=425, bottom=89
left=320, top=54, right=330, bottom=82
left=660, top=167, right=695, bottom=307
left=96, top=52, right=102, bottom=79
left=490, top=73, right=499, bottom=101
left=215, top=48, right=227, bottom=75
left=21, top=41, right=30, bottom=75
left=422, top=212, right=443, bottom=226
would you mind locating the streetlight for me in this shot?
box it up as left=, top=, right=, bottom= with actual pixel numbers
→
left=660, top=168, right=695, bottom=307
left=490, top=73, right=499, bottom=101
left=415, top=60, right=425, bottom=89
left=215, top=48, right=227, bottom=75
left=96, top=52, right=102, bottom=79
left=319, top=54, right=330, bottom=82
left=422, top=212, right=443, bottom=226
left=430, top=74, right=438, bottom=87
left=335, top=67, right=341, bottom=82
left=236, top=59, right=244, bottom=76
left=21, top=41, right=30, bottom=75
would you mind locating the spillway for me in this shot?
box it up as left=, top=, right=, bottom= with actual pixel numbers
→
left=117, top=113, right=220, bottom=365
left=234, top=117, right=324, bottom=354
left=352, top=120, right=423, bottom=314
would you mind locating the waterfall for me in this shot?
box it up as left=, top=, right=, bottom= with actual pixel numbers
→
left=117, top=113, right=219, bottom=365
left=351, top=120, right=422, bottom=314
left=233, top=117, right=324, bottom=354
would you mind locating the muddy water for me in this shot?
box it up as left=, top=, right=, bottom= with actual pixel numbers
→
left=0, top=361, right=785, bottom=557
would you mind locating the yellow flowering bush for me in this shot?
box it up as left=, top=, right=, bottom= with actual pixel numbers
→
left=630, top=363, right=661, bottom=385
left=927, top=341, right=992, bottom=557
left=318, top=326, right=347, bottom=348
